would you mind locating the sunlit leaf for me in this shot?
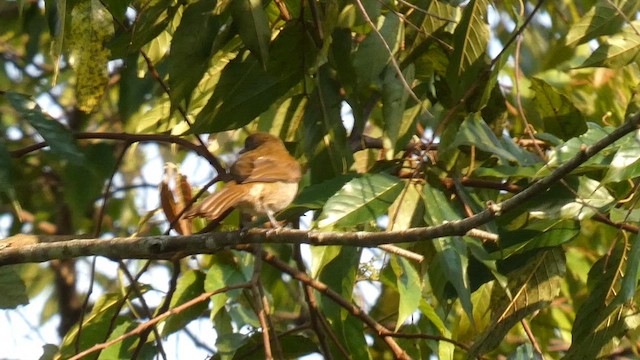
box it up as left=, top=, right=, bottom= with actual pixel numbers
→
left=450, top=112, right=519, bottom=163
left=496, top=219, right=580, bottom=259
left=469, top=248, right=565, bottom=357
left=421, top=0, right=457, bottom=36
left=279, top=174, right=358, bottom=219
left=446, top=0, right=489, bottom=98
left=108, top=0, right=176, bottom=56
left=391, top=256, right=421, bottom=331
left=565, top=2, right=640, bottom=46
left=523, top=176, right=615, bottom=221
left=580, top=26, right=640, bottom=69
left=99, top=320, right=143, bottom=360
left=546, top=122, right=618, bottom=169
left=192, top=23, right=308, bottom=133
left=602, top=136, right=640, bottom=183
left=530, top=78, right=587, bottom=141
left=317, top=173, right=404, bottom=228
left=59, top=293, right=124, bottom=359
left=565, top=233, right=640, bottom=358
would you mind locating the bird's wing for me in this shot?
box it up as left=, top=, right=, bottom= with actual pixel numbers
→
left=183, top=182, right=246, bottom=220
left=232, top=151, right=301, bottom=183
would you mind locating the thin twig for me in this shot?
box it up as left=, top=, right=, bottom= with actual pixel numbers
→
left=379, top=244, right=425, bottom=263
left=292, top=245, right=337, bottom=359
left=242, top=245, right=412, bottom=359
left=67, top=283, right=252, bottom=360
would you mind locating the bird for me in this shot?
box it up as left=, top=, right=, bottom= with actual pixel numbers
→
left=184, top=132, right=301, bottom=227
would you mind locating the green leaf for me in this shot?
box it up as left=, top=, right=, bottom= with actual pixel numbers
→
left=317, top=173, right=404, bottom=228
left=59, top=293, right=124, bottom=359
left=108, top=0, right=176, bottom=57
left=0, top=141, right=15, bottom=194
left=98, top=319, right=143, bottom=360
left=421, top=0, right=457, bottom=36
left=530, top=78, right=587, bottom=141
left=44, top=0, right=66, bottom=84
left=204, top=255, right=247, bottom=318
left=279, top=174, right=358, bottom=218
left=390, top=256, right=421, bottom=331
left=546, top=122, right=617, bottom=170
left=161, top=269, right=207, bottom=337
left=61, top=143, right=116, bottom=224
left=216, top=333, right=248, bottom=357
left=303, top=67, right=353, bottom=182
left=496, top=219, right=580, bottom=259
left=524, top=176, right=615, bottom=220
left=565, top=1, right=640, bottom=46
left=316, top=247, right=370, bottom=359
left=469, top=248, right=566, bottom=357
left=602, top=138, right=640, bottom=183
left=310, top=246, right=343, bottom=279
left=5, top=92, right=85, bottom=164
left=168, top=0, right=220, bottom=109
left=101, top=0, right=129, bottom=23
left=231, top=0, right=271, bottom=68
left=256, top=93, right=307, bottom=137
left=192, top=23, right=308, bottom=133
left=423, top=182, right=474, bottom=320
left=580, top=26, right=640, bottom=69
left=352, top=12, right=402, bottom=88
left=0, top=266, right=29, bottom=309
left=450, top=113, right=520, bottom=163
left=430, top=237, right=473, bottom=320
left=446, top=0, right=489, bottom=97
left=565, top=234, right=640, bottom=359
left=382, top=64, right=415, bottom=155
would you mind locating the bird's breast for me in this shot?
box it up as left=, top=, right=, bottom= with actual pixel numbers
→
left=236, top=181, right=298, bottom=216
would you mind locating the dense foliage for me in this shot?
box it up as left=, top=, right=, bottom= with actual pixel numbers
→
left=2, top=0, right=640, bottom=358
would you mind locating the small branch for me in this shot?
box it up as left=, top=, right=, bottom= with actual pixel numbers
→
left=378, top=244, right=424, bottom=263
left=243, top=245, right=411, bottom=359
left=293, top=245, right=337, bottom=359
left=521, top=319, right=545, bottom=358
left=9, top=132, right=225, bottom=174
left=67, top=283, right=252, bottom=360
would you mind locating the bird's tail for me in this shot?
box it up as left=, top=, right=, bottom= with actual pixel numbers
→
left=183, top=183, right=247, bottom=221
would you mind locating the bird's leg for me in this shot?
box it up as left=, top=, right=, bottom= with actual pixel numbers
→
left=266, top=210, right=280, bottom=228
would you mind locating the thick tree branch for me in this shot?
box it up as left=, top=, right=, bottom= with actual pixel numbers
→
left=2, top=113, right=639, bottom=266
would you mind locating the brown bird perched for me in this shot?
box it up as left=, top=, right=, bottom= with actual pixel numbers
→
left=184, top=133, right=301, bottom=227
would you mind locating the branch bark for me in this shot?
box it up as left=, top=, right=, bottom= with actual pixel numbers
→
left=2, top=113, right=640, bottom=266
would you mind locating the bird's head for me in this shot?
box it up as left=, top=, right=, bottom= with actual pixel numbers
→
left=241, top=132, right=284, bottom=153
